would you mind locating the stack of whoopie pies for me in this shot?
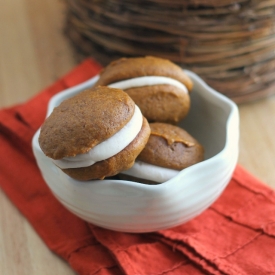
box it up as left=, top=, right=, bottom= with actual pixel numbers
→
left=39, top=56, right=204, bottom=184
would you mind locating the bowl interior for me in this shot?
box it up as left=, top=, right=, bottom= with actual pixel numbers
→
left=181, top=71, right=234, bottom=161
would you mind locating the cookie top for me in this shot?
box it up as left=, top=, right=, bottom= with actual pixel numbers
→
left=137, top=122, right=204, bottom=170
left=39, top=86, right=135, bottom=160
left=95, top=56, right=193, bottom=92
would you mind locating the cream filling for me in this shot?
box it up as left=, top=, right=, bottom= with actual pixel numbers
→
left=121, top=160, right=179, bottom=183
left=108, top=76, right=188, bottom=93
left=52, top=105, right=143, bottom=169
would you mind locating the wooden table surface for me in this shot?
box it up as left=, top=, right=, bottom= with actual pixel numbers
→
left=1, top=1, right=275, bottom=274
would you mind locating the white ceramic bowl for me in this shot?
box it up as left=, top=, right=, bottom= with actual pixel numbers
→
left=32, top=71, right=239, bottom=233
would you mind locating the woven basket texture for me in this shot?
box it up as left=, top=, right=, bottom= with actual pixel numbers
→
left=64, top=0, right=275, bottom=103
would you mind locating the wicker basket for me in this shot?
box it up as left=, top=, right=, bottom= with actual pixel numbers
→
left=64, top=0, right=275, bottom=103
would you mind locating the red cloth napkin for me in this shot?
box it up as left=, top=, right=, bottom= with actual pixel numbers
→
left=1, top=59, right=275, bottom=275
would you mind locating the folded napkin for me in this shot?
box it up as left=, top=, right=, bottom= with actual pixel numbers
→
left=1, top=59, right=275, bottom=275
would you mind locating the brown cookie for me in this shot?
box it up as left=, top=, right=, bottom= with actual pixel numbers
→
left=39, top=86, right=151, bottom=180
left=126, top=85, right=190, bottom=124
left=138, top=122, right=204, bottom=170
left=120, top=122, right=204, bottom=184
left=95, top=56, right=192, bottom=124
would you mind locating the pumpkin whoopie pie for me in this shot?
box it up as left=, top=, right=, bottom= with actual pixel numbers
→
left=38, top=86, right=151, bottom=181
left=120, top=122, right=204, bottom=184
left=95, top=56, right=193, bottom=124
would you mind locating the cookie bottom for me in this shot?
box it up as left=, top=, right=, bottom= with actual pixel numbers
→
left=61, top=117, right=150, bottom=181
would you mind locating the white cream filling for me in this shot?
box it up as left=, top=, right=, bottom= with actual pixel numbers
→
left=121, top=160, right=179, bottom=183
left=52, top=105, right=143, bottom=169
left=108, top=76, right=188, bottom=94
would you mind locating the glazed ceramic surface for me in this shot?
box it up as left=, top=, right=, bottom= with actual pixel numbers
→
left=32, top=71, right=239, bottom=233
